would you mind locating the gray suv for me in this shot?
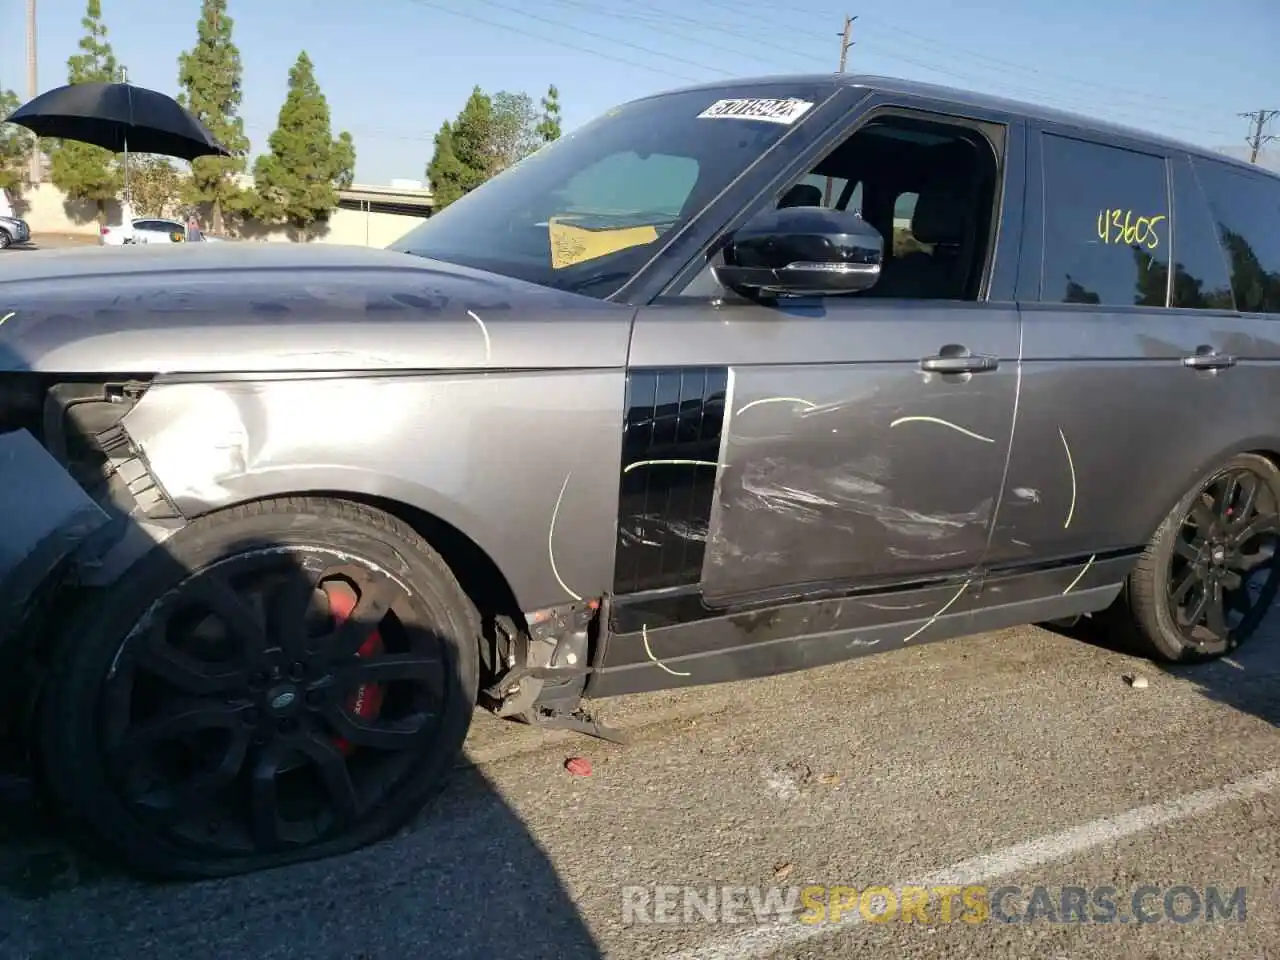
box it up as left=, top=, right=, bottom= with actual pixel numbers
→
left=1, top=74, right=1279, bottom=879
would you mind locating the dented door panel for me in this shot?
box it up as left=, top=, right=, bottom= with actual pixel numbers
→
left=624, top=300, right=1020, bottom=605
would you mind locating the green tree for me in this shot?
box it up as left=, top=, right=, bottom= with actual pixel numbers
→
left=425, top=87, right=496, bottom=211
left=250, top=51, right=355, bottom=234
left=332, top=130, right=355, bottom=189
left=0, top=89, right=31, bottom=195
left=48, top=0, right=123, bottom=222
left=536, top=84, right=562, bottom=144
left=177, top=0, right=250, bottom=233
left=129, top=155, right=187, bottom=217
left=426, top=120, right=466, bottom=210
left=490, top=91, right=540, bottom=172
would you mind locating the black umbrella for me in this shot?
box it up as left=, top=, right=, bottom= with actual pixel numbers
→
left=3, top=81, right=230, bottom=161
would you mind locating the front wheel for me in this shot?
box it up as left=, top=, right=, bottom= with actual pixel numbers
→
left=38, top=497, right=479, bottom=879
left=0, top=231, right=11, bottom=249
left=1126, top=453, right=1280, bottom=662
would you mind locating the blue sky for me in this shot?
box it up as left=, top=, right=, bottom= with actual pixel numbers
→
left=2, top=0, right=1277, bottom=184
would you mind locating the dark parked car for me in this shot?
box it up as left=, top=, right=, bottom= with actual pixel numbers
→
left=2, top=73, right=1279, bottom=879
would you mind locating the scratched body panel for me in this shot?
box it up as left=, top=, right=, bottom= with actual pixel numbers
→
left=987, top=306, right=1280, bottom=569
left=120, top=371, right=628, bottom=612
left=0, top=244, right=633, bottom=374
left=629, top=298, right=1020, bottom=603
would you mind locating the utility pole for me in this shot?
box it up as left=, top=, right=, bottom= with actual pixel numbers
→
left=25, top=0, right=40, bottom=183
left=824, top=16, right=856, bottom=206
left=837, top=15, right=856, bottom=73
left=1240, top=109, right=1279, bottom=164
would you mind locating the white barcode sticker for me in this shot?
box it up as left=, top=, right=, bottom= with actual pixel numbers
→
left=696, top=98, right=814, bottom=125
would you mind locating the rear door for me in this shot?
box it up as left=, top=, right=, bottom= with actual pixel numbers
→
left=618, top=99, right=1023, bottom=608
left=984, top=127, right=1276, bottom=570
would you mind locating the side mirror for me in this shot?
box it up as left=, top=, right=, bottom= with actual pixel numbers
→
left=713, top=205, right=884, bottom=299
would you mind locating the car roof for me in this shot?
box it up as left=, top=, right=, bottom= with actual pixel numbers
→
left=644, top=73, right=1276, bottom=180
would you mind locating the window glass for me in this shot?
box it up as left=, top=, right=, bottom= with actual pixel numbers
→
left=1169, top=159, right=1235, bottom=310
left=561, top=152, right=698, bottom=218
left=1190, top=159, right=1280, bottom=314
left=1041, top=134, right=1169, bottom=307
left=795, top=173, right=862, bottom=212
left=392, top=82, right=830, bottom=300
left=893, top=191, right=933, bottom=257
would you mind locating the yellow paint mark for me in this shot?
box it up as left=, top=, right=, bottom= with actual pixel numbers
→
left=1059, top=427, right=1077, bottom=530
left=547, top=471, right=584, bottom=602
left=548, top=217, right=658, bottom=269
left=623, top=458, right=720, bottom=474
left=889, top=416, right=995, bottom=444
left=0, top=312, right=13, bottom=326
left=1061, top=554, right=1095, bottom=596
left=1096, top=209, right=1165, bottom=251
left=901, top=580, right=971, bottom=644
left=642, top=624, right=691, bottom=676
left=736, top=396, right=817, bottom=416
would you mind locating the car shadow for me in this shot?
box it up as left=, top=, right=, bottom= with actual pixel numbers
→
left=1046, top=606, right=1280, bottom=728
left=0, top=753, right=602, bottom=959
left=0, top=342, right=602, bottom=959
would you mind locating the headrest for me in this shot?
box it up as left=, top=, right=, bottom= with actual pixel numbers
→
left=778, top=183, right=824, bottom=208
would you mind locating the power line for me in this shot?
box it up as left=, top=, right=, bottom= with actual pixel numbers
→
left=537, top=0, right=819, bottom=75
left=430, top=0, right=736, bottom=80
left=1240, top=109, right=1279, bottom=164
left=401, top=0, right=708, bottom=84
left=648, top=0, right=1235, bottom=138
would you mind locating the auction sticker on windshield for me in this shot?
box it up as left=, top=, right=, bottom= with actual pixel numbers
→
left=696, top=98, right=814, bottom=124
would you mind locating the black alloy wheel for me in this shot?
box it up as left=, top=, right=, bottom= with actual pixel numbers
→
left=1128, top=453, right=1280, bottom=661
left=39, top=498, right=479, bottom=879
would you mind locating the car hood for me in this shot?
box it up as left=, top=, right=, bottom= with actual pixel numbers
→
left=0, top=243, right=631, bottom=374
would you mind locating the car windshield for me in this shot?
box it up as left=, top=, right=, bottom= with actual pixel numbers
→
left=391, top=83, right=832, bottom=299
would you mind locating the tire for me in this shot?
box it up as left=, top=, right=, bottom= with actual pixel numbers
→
left=0, top=231, right=11, bottom=250
left=37, top=496, right=480, bottom=880
left=1125, top=453, right=1280, bottom=663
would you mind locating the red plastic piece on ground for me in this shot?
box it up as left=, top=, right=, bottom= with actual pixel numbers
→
left=565, top=757, right=593, bottom=777
left=324, top=582, right=385, bottom=755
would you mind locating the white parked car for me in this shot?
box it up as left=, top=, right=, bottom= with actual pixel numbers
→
left=99, top=218, right=224, bottom=245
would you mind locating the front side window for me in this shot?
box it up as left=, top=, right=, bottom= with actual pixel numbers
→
left=392, top=83, right=833, bottom=300
left=1040, top=134, right=1170, bottom=308
left=764, top=114, right=1002, bottom=302
left=1191, top=159, right=1280, bottom=315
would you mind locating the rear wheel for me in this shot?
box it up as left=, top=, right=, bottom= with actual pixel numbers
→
left=1126, top=454, right=1280, bottom=662
left=38, top=497, right=479, bottom=879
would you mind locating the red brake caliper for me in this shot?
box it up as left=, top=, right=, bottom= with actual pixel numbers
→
left=323, top=582, right=386, bottom=756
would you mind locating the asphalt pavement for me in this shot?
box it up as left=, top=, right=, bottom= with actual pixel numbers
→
left=0, top=614, right=1276, bottom=960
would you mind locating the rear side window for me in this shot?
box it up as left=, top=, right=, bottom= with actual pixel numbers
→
left=1190, top=159, right=1280, bottom=314
left=1040, top=134, right=1170, bottom=307
left=1169, top=158, right=1235, bottom=310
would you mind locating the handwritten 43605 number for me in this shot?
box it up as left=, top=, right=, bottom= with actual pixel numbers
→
left=1096, top=209, right=1165, bottom=250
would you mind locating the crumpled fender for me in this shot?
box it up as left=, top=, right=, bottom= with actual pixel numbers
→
left=0, top=429, right=111, bottom=638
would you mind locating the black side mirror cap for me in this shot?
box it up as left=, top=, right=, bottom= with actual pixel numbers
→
left=713, top=205, right=884, bottom=299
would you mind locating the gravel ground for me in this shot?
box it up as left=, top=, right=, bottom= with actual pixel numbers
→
left=0, top=614, right=1275, bottom=960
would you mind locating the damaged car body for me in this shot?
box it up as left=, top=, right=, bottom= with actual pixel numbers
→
left=3, top=73, right=1280, bottom=879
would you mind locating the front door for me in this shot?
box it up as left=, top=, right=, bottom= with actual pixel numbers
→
left=613, top=105, right=1023, bottom=608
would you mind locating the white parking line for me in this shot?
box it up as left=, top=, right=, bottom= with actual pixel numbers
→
left=668, top=766, right=1280, bottom=959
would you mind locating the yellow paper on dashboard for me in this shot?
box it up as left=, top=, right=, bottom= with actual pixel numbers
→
left=548, top=217, right=659, bottom=270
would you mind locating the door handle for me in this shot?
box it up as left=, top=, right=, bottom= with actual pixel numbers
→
left=920, top=350, right=1000, bottom=374
left=1183, top=346, right=1237, bottom=371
